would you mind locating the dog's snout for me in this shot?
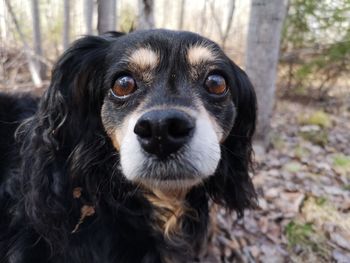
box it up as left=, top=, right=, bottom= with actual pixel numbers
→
left=134, top=109, right=195, bottom=158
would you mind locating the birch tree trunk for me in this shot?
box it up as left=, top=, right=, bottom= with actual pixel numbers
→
left=245, top=0, right=288, bottom=148
left=199, top=0, right=208, bottom=34
left=137, top=0, right=154, bottom=30
left=229, top=0, right=251, bottom=67
left=178, top=0, right=186, bottom=30
left=222, top=0, right=235, bottom=49
left=4, top=0, right=42, bottom=87
left=97, top=0, right=117, bottom=34
left=31, top=0, right=46, bottom=79
left=84, top=0, right=94, bottom=35
left=63, top=0, right=70, bottom=50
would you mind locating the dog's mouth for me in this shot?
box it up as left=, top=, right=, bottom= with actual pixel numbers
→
left=118, top=107, right=222, bottom=190
left=132, top=151, right=203, bottom=190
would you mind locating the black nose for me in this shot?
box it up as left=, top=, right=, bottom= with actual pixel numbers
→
left=134, top=109, right=195, bottom=158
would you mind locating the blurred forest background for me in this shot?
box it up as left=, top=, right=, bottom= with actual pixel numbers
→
left=1, top=0, right=350, bottom=262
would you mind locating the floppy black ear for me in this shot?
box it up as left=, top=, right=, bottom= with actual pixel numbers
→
left=205, top=63, right=257, bottom=216
left=17, top=34, right=121, bottom=249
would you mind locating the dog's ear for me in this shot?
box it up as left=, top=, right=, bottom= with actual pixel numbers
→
left=17, top=34, right=121, bottom=249
left=205, top=62, right=257, bottom=216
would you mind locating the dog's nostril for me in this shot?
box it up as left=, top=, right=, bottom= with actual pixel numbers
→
left=134, top=119, right=152, bottom=139
left=167, top=118, right=194, bottom=139
left=134, top=109, right=195, bottom=158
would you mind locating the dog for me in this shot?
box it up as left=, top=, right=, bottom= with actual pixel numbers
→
left=0, top=29, right=257, bottom=263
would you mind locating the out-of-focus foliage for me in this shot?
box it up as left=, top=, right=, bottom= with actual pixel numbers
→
left=119, top=4, right=136, bottom=32
left=280, top=0, right=350, bottom=99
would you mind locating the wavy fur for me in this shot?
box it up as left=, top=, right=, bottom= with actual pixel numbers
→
left=0, top=30, right=257, bottom=263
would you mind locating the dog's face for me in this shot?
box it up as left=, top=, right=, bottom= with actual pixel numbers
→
left=99, top=30, right=237, bottom=190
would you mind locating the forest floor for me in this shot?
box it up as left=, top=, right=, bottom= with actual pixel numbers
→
left=209, top=99, right=350, bottom=263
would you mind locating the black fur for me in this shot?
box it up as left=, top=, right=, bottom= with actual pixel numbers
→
left=0, top=30, right=257, bottom=263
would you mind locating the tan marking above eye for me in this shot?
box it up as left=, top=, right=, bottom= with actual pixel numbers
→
left=187, top=45, right=217, bottom=65
left=128, top=48, right=159, bottom=70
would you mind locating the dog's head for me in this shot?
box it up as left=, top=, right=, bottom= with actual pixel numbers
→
left=21, top=30, right=256, bottom=236
left=100, top=30, right=251, bottom=191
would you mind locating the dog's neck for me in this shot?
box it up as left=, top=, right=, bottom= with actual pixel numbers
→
left=72, top=185, right=192, bottom=238
left=72, top=185, right=203, bottom=261
left=143, top=187, right=202, bottom=263
left=143, top=187, right=191, bottom=238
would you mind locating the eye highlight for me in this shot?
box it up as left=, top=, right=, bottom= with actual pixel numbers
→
left=205, top=74, right=227, bottom=95
left=111, top=76, right=136, bottom=97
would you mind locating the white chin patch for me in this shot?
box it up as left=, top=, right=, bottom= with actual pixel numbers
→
left=119, top=110, right=221, bottom=189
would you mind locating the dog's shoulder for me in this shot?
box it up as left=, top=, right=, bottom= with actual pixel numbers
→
left=0, top=92, right=39, bottom=147
left=0, top=92, right=39, bottom=181
left=0, top=92, right=39, bottom=122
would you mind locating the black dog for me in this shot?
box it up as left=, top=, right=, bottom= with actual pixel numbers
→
left=0, top=30, right=257, bottom=263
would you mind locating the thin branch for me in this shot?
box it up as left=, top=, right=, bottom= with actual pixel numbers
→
left=210, top=0, right=225, bottom=41
left=222, top=0, right=236, bottom=49
left=178, top=0, right=186, bottom=30
left=63, top=0, right=70, bottom=49
left=4, top=0, right=42, bottom=87
left=209, top=0, right=236, bottom=49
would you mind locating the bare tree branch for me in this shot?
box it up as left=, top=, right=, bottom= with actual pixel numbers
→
left=4, top=0, right=42, bottom=87
left=209, top=0, right=225, bottom=41
left=137, top=0, right=154, bottom=30
left=209, top=0, right=236, bottom=49
left=63, top=0, right=70, bottom=50
left=222, top=0, right=236, bottom=49
left=31, top=0, right=46, bottom=79
left=200, top=0, right=208, bottom=33
left=178, top=0, right=186, bottom=30
left=84, top=0, right=94, bottom=35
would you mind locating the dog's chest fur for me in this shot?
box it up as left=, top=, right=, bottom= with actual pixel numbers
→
left=145, top=189, right=189, bottom=238
left=145, top=189, right=209, bottom=262
left=67, top=187, right=208, bottom=263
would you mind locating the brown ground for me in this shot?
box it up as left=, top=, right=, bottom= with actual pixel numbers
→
left=207, top=100, right=350, bottom=263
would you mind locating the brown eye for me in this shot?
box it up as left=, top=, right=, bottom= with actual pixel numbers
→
left=205, top=74, right=227, bottom=95
left=111, top=76, right=136, bottom=97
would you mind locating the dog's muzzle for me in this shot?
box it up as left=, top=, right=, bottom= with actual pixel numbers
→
left=119, top=105, right=221, bottom=188
left=134, top=109, right=195, bottom=159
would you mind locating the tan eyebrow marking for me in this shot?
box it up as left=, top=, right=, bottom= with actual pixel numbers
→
left=187, top=45, right=217, bottom=65
left=128, top=47, right=159, bottom=70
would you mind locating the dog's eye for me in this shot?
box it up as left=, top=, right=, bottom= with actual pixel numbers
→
left=205, top=74, right=227, bottom=95
left=111, top=76, right=136, bottom=97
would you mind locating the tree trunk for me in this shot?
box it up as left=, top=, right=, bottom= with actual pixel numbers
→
left=229, top=0, right=251, bottom=66
left=84, top=0, right=94, bottom=35
left=178, top=0, right=186, bottom=30
left=97, top=0, right=117, bottom=35
left=222, top=0, right=235, bottom=49
left=31, top=0, right=46, bottom=79
left=199, top=0, right=208, bottom=33
left=63, top=0, right=70, bottom=50
left=210, top=0, right=235, bottom=50
left=4, top=0, right=42, bottom=87
left=245, top=0, right=288, bottom=147
left=137, top=0, right=154, bottom=30
left=161, top=0, right=169, bottom=28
